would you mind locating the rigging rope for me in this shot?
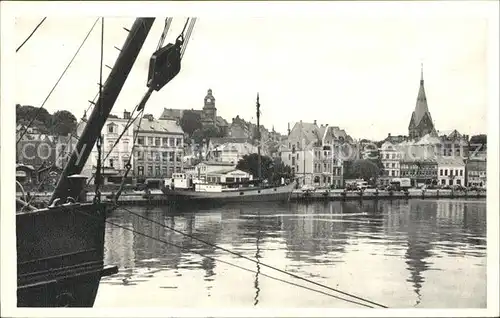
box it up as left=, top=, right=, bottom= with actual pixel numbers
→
left=16, top=17, right=100, bottom=145
left=16, top=17, right=47, bottom=53
left=117, top=205, right=388, bottom=308
left=74, top=205, right=376, bottom=308
left=180, top=18, right=196, bottom=59
left=156, top=17, right=173, bottom=51
left=94, top=17, right=105, bottom=204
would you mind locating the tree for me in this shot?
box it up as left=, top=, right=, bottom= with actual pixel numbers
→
left=349, top=159, right=380, bottom=182
left=180, top=110, right=202, bottom=136
left=236, top=154, right=293, bottom=184
left=50, top=110, right=77, bottom=136
left=16, top=105, right=52, bottom=127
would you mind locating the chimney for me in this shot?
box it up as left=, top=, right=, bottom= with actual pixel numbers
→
left=123, top=110, right=131, bottom=119
left=287, top=123, right=291, bottom=136
left=314, top=120, right=317, bottom=125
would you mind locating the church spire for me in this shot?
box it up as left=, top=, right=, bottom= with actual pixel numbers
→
left=420, top=62, right=424, bottom=84
left=408, top=63, right=435, bottom=139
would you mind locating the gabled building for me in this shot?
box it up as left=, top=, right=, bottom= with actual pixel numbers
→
left=281, top=120, right=346, bottom=187
left=408, top=65, right=437, bottom=140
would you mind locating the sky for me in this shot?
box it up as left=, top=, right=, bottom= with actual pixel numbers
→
left=13, top=4, right=492, bottom=141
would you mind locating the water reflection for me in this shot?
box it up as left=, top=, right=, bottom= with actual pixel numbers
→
left=99, top=198, right=487, bottom=308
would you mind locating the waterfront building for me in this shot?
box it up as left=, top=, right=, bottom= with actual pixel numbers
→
left=400, top=158, right=438, bottom=187
left=379, top=141, right=402, bottom=185
left=465, top=159, right=486, bottom=188
left=78, top=110, right=135, bottom=183
left=438, top=130, right=469, bottom=158
left=281, top=120, right=346, bottom=187
left=133, top=115, right=185, bottom=181
left=436, top=157, right=466, bottom=186
left=206, top=138, right=259, bottom=164
left=408, top=65, right=437, bottom=140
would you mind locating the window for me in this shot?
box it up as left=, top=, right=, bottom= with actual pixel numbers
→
left=391, top=170, right=395, bottom=176
left=162, top=138, right=168, bottom=146
left=457, top=179, right=461, bottom=185
left=136, top=151, right=144, bottom=160
left=138, top=166, right=144, bottom=176
left=176, top=138, right=181, bottom=147
left=441, top=179, right=446, bottom=185
left=288, top=154, right=291, bottom=160
left=108, top=124, right=115, bottom=133
left=169, top=138, right=175, bottom=147
left=123, top=141, right=129, bottom=152
left=449, top=179, right=453, bottom=186
left=138, top=137, right=144, bottom=145
left=162, top=152, right=168, bottom=162
left=109, top=159, right=114, bottom=168
left=445, top=169, right=448, bottom=176
left=296, top=165, right=299, bottom=172
left=148, top=151, right=154, bottom=161
left=147, top=166, right=153, bottom=175
left=155, top=152, right=160, bottom=161
left=155, top=137, right=161, bottom=146
left=148, top=137, right=154, bottom=146
left=391, top=163, right=395, bottom=168
left=297, top=153, right=300, bottom=160
left=440, top=169, right=443, bottom=176
left=156, top=166, right=161, bottom=176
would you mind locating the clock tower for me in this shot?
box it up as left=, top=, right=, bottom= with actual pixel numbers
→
left=202, top=88, right=217, bottom=127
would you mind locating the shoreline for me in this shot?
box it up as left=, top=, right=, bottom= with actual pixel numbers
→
left=16, top=188, right=486, bottom=207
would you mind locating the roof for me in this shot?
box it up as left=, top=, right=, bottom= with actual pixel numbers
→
left=466, top=159, right=486, bottom=171
left=134, top=118, right=184, bottom=134
left=210, top=137, right=248, bottom=145
left=16, top=164, right=35, bottom=171
left=216, top=116, right=229, bottom=127
left=197, top=161, right=236, bottom=167
left=207, top=168, right=244, bottom=175
left=415, top=133, right=441, bottom=145
left=159, top=108, right=202, bottom=120
left=435, top=157, right=465, bottom=166
left=400, top=158, right=437, bottom=164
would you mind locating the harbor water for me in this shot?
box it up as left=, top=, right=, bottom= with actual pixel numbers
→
left=95, top=198, right=487, bottom=308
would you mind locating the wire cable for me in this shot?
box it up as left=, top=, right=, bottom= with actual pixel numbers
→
left=117, top=205, right=388, bottom=308
left=17, top=18, right=100, bottom=145
left=74, top=206, right=375, bottom=308
left=16, top=17, right=47, bottom=53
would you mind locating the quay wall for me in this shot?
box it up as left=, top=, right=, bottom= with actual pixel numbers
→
left=17, top=189, right=487, bottom=207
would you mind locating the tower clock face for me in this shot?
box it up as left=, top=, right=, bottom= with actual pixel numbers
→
left=206, top=98, right=211, bottom=103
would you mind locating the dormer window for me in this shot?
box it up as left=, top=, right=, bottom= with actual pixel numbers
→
left=107, top=123, right=117, bottom=134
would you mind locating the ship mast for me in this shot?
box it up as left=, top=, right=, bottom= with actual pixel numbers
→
left=256, top=93, right=261, bottom=184
left=50, top=18, right=155, bottom=204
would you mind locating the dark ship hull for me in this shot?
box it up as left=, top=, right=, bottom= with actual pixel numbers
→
left=16, top=203, right=117, bottom=307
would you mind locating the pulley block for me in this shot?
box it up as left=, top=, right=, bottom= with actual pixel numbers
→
left=147, top=40, right=182, bottom=91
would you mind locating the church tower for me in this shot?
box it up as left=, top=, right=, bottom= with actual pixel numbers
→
left=408, top=64, right=436, bottom=140
left=201, top=89, right=217, bottom=127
